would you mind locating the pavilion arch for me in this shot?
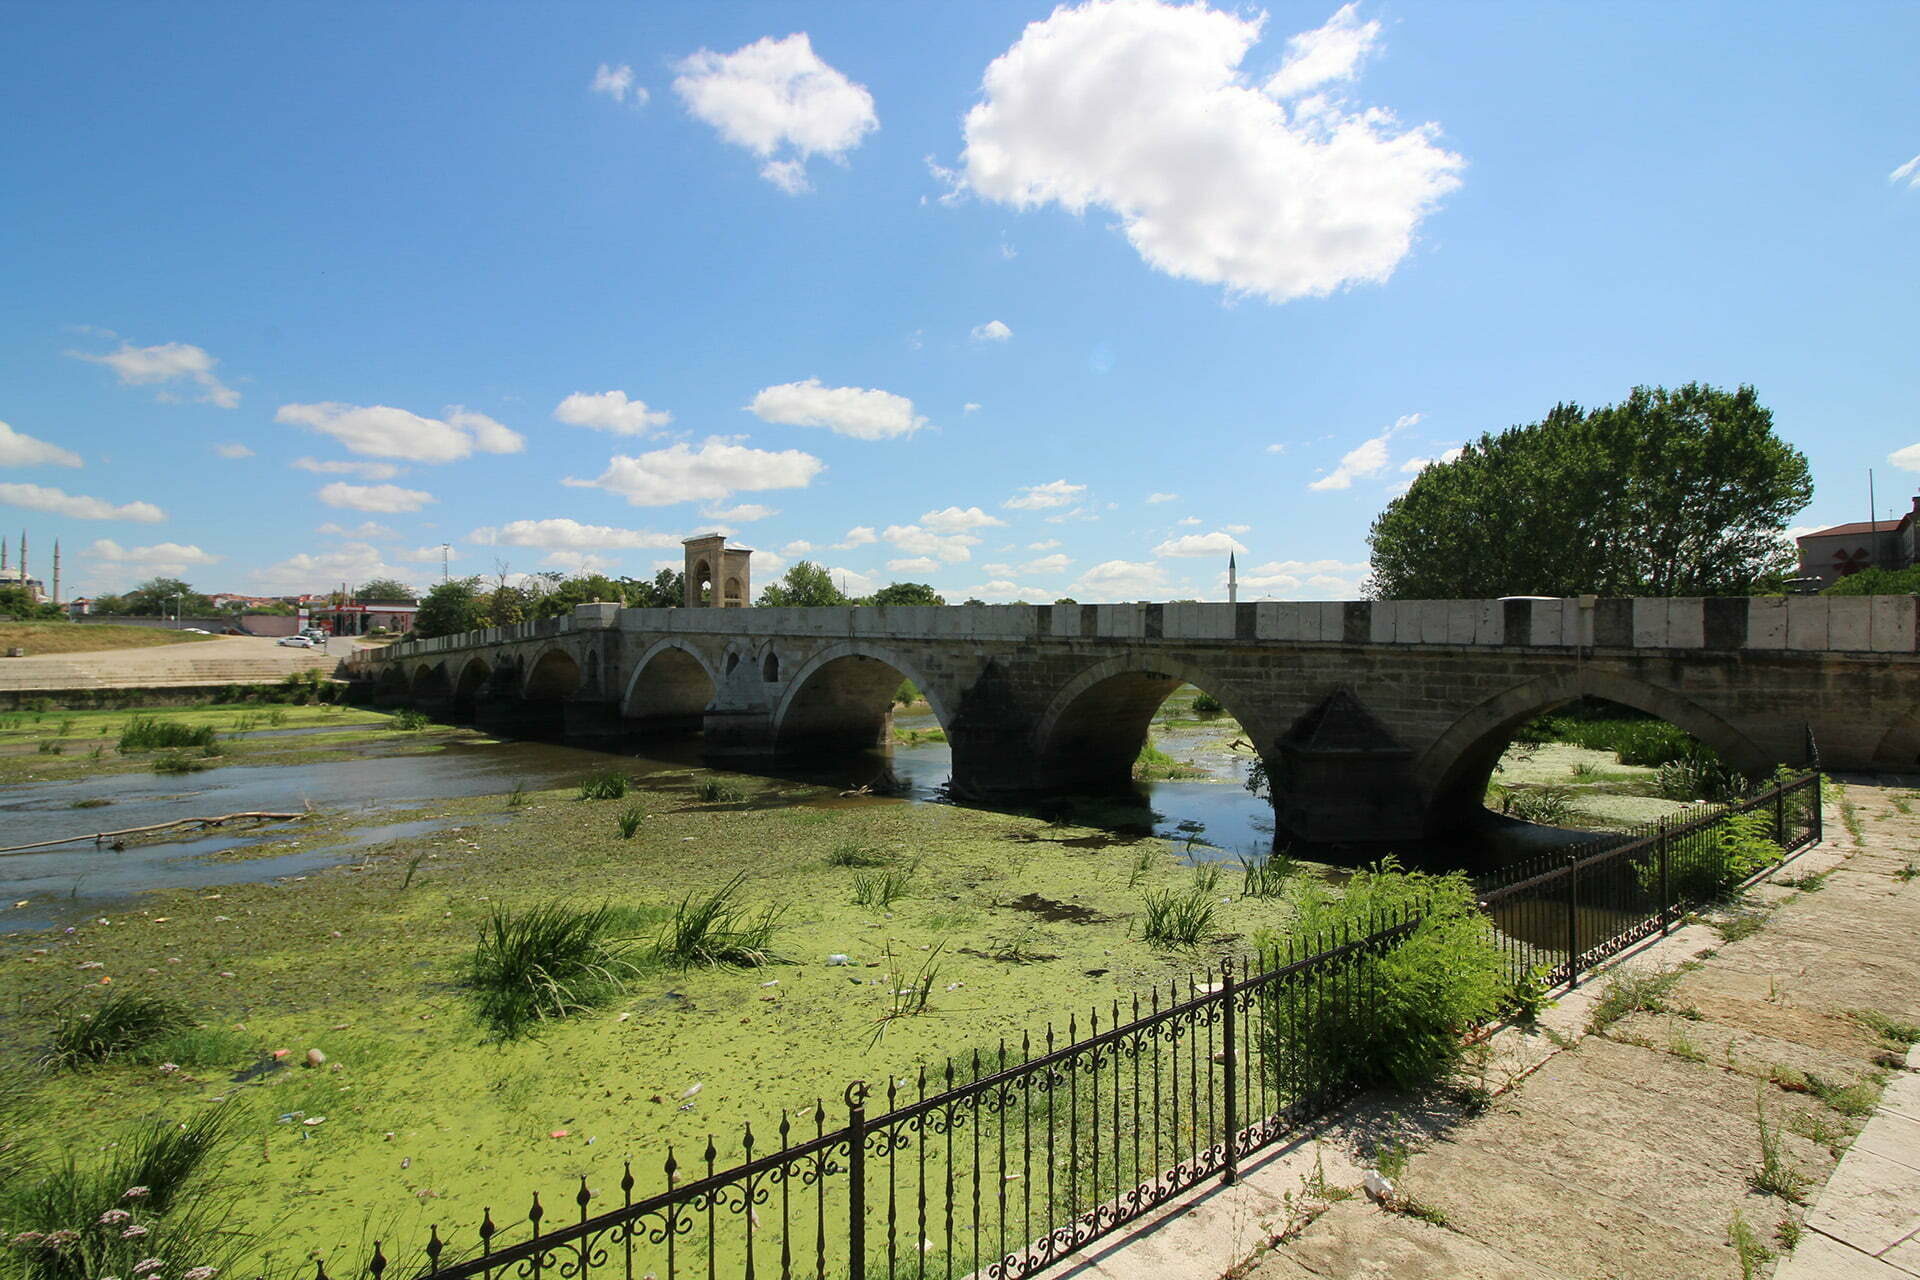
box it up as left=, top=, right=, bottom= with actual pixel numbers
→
left=522, top=647, right=583, bottom=702
left=410, top=662, right=451, bottom=699
left=1032, top=654, right=1276, bottom=795
left=772, top=642, right=953, bottom=754
left=622, top=639, right=719, bottom=734
left=452, top=657, right=491, bottom=715
left=1417, top=670, right=1773, bottom=831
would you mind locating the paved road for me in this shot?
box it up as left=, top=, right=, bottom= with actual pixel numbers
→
left=0, top=633, right=352, bottom=691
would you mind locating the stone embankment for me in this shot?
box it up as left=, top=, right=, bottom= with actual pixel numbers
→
left=0, top=635, right=341, bottom=697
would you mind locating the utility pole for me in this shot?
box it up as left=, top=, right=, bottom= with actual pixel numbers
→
left=51, top=540, right=60, bottom=607
left=441, top=543, right=450, bottom=584
left=1871, top=468, right=1882, bottom=569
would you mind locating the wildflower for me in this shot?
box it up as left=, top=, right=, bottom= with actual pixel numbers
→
left=122, top=1186, right=151, bottom=1200
left=122, top=1226, right=149, bottom=1239
left=10, top=1231, right=47, bottom=1247
left=134, top=1259, right=165, bottom=1275
left=183, top=1268, right=218, bottom=1280
left=158, top=1063, right=180, bottom=1074
left=97, top=1210, right=131, bottom=1226
left=46, top=1231, right=81, bottom=1249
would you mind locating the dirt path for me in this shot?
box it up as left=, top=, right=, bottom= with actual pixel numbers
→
left=1243, top=779, right=1920, bottom=1280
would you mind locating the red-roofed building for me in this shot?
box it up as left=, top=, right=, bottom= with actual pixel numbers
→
left=1796, top=500, right=1920, bottom=586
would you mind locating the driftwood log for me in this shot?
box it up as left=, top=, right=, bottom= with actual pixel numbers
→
left=0, top=812, right=305, bottom=856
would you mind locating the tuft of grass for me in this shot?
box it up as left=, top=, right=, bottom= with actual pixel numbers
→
left=1776, top=869, right=1830, bottom=892
left=1240, top=850, right=1294, bottom=898
left=654, top=873, right=783, bottom=969
left=826, top=841, right=890, bottom=867
left=1501, top=785, right=1575, bottom=825
left=150, top=751, right=210, bottom=775
left=128, top=1026, right=255, bottom=1070
left=1140, top=885, right=1215, bottom=946
left=852, top=866, right=914, bottom=910
left=616, top=804, right=645, bottom=839
left=1587, top=967, right=1682, bottom=1035
left=391, top=708, right=429, bottom=731
left=577, top=769, right=630, bottom=800
left=871, top=944, right=946, bottom=1044
left=400, top=851, right=428, bottom=890
left=46, top=991, right=194, bottom=1069
left=1727, top=1211, right=1773, bottom=1279
left=1897, top=861, right=1919, bottom=882
left=1750, top=1089, right=1810, bottom=1202
left=1803, top=1072, right=1880, bottom=1117
left=697, top=778, right=746, bottom=803
left=116, top=717, right=217, bottom=753
left=1127, top=843, right=1160, bottom=887
left=1848, top=1008, right=1920, bottom=1048
left=1774, top=1216, right=1803, bottom=1253
left=507, top=781, right=528, bottom=808
left=462, top=902, right=645, bottom=1040
left=71, top=797, right=111, bottom=810
left=1190, top=691, right=1225, bottom=717
left=1668, top=1025, right=1707, bottom=1063
left=1715, top=913, right=1767, bottom=943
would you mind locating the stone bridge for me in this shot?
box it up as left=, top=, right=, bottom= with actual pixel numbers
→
left=347, top=596, right=1920, bottom=841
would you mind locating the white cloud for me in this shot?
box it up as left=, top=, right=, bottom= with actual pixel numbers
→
left=1004, top=478, right=1085, bottom=510
left=950, top=0, right=1463, bottom=303
left=1263, top=2, right=1380, bottom=99
left=1029, top=538, right=1061, bottom=550
left=920, top=505, right=1006, bottom=533
left=701, top=503, right=778, bottom=522
left=395, top=545, right=453, bottom=564
left=72, top=339, right=239, bottom=408
left=781, top=540, right=815, bottom=555
left=1043, top=505, right=1098, bottom=525
left=833, top=526, right=877, bottom=549
left=1023, top=553, right=1072, bottom=574
left=317, top=482, right=435, bottom=513
left=823, top=565, right=880, bottom=598
left=1891, top=154, right=1920, bottom=190
left=1309, top=412, right=1420, bottom=491
left=748, top=378, right=926, bottom=440
left=83, top=539, right=220, bottom=575
left=1071, top=558, right=1168, bottom=599
left=884, top=523, right=977, bottom=563
left=1145, top=491, right=1177, bottom=504
left=1264, top=443, right=1288, bottom=455
left=554, top=390, right=672, bottom=436
left=982, top=562, right=1014, bottom=575
left=1154, top=531, right=1247, bottom=557
left=887, top=556, right=943, bottom=573
left=317, top=521, right=395, bottom=538
left=752, top=549, right=788, bottom=576
left=293, top=456, right=403, bottom=481
left=1224, top=522, right=1250, bottom=534
left=468, top=518, right=683, bottom=550
left=541, top=550, right=622, bottom=574
left=0, top=420, right=82, bottom=468
left=673, top=32, right=878, bottom=193
left=1237, top=556, right=1370, bottom=599
left=277, top=402, right=524, bottom=462
left=0, top=482, right=164, bottom=522
left=961, top=578, right=1046, bottom=602
left=247, top=542, right=414, bottom=594
left=213, top=442, right=253, bottom=460
left=1890, top=444, right=1920, bottom=471
left=590, top=63, right=647, bottom=105
left=1398, top=445, right=1463, bottom=473
left=1176, top=516, right=1201, bottom=526
left=971, top=319, right=1012, bottom=342
left=566, top=438, right=824, bottom=506
left=963, top=402, right=982, bottom=414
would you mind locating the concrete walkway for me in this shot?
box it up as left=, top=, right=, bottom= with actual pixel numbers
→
left=0, top=634, right=347, bottom=692
left=1060, top=780, right=1920, bottom=1280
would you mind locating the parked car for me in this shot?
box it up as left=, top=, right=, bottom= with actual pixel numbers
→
left=182, top=627, right=210, bottom=634
left=277, top=635, right=315, bottom=648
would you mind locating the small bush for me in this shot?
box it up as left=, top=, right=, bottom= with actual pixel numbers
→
left=1587, top=967, right=1681, bottom=1034
left=1750, top=1090, right=1809, bottom=1202
left=852, top=867, right=913, bottom=909
left=1190, top=691, right=1225, bottom=716
left=615, top=804, right=644, bottom=839
left=391, top=708, right=429, bottom=731
left=150, top=751, right=209, bottom=775
left=654, top=873, right=783, bottom=969
left=47, top=992, right=193, bottom=1068
left=697, top=778, right=745, bottom=803
left=893, top=679, right=920, bottom=707
left=462, top=903, right=644, bottom=1039
left=1655, top=748, right=1750, bottom=803
left=1501, top=785, right=1575, bottom=824
left=577, top=770, right=630, bottom=800
left=117, top=718, right=215, bottom=753
left=1637, top=811, right=1782, bottom=903
left=1140, top=886, right=1215, bottom=946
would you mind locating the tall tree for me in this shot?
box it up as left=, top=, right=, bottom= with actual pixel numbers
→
left=867, top=582, right=945, bottom=606
left=120, top=577, right=213, bottom=616
left=354, top=577, right=416, bottom=602
left=622, top=569, right=685, bottom=608
left=413, top=578, right=484, bottom=638
left=1366, top=384, right=1811, bottom=599
left=757, top=561, right=852, bottom=607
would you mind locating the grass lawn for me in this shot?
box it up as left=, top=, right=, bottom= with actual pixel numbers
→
left=0, top=622, right=218, bottom=656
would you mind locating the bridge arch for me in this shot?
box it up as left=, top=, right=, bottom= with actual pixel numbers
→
left=772, top=642, right=952, bottom=753
left=410, top=662, right=450, bottom=699
left=1033, top=654, right=1277, bottom=795
left=374, top=664, right=409, bottom=700
left=452, top=657, right=491, bottom=717
left=622, top=638, right=719, bottom=734
left=1417, top=670, right=1773, bottom=831
left=523, top=647, right=582, bottom=701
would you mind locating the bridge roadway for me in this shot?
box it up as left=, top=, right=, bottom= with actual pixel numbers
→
left=347, top=596, right=1920, bottom=842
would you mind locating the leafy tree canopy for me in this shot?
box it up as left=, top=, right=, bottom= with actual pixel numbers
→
left=116, top=577, right=214, bottom=616
left=1366, top=384, right=1811, bottom=599
left=355, top=577, right=416, bottom=602
left=757, top=561, right=851, bottom=607
left=622, top=569, right=685, bottom=609
left=866, top=582, right=945, bottom=606
left=0, top=586, right=62, bottom=620
left=413, top=577, right=485, bottom=639
left=1823, top=566, right=1920, bottom=596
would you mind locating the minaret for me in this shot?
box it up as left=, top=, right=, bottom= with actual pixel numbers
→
left=52, top=540, right=61, bottom=606
left=1227, top=550, right=1238, bottom=605
left=18, top=530, right=25, bottom=581
left=1, top=534, right=8, bottom=573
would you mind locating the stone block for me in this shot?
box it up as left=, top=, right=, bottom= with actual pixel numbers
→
left=1873, top=595, right=1917, bottom=653
left=1474, top=600, right=1504, bottom=645
left=1667, top=598, right=1705, bottom=648
left=1632, top=598, right=1668, bottom=648
left=1369, top=601, right=1398, bottom=643
left=1255, top=601, right=1289, bottom=641
left=1787, top=596, right=1829, bottom=651
left=1413, top=600, right=1442, bottom=644
left=1748, top=596, right=1787, bottom=649
left=1049, top=603, right=1081, bottom=638
left=1096, top=605, right=1144, bottom=638
left=1313, top=601, right=1345, bottom=641
left=1445, top=601, right=1477, bottom=645
left=1529, top=600, right=1563, bottom=647
left=1826, top=596, right=1871, bottom=651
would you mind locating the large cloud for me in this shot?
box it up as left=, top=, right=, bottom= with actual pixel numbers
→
left=468, top=518, right=683, bottom=550
left=1238, top=557, right=1370, bottom=598
left=567, top=438, right=824, bottom=506
left=1154, top=531, right=1248, bottom=558
left=1309, top=412, right=1420, bottom=491
left=920, top=505, right=1005, bottom=534
left=950, top=0, right=1463, bottom=303
left=72, top=339, right=239, bottom=408
left=277, top=402, right=524, bottom=462
left=1071, top=558, right=1168, bottom=599
left=674, top=33, right=877, bottom=193
left=316, top=482, right=435, bottom=513
left=0, top=420, right=82, bottom=468
left=1004, top=479, right=1086, bottom=510
left=248, top=542, right=414, bottom=594
left=0, top=482, right=163, bottom=522
left=293, top=456, right=401, bottom=481
left=84, top=539, right=219, bottom=575
left=748, top=379, right=926, bottom=440
left=554, top=390, right=672, bottom=436
left=883, top=524, right=977, bottom=563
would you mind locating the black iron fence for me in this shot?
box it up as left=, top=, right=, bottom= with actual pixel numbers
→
left=322, top=773, right=1820, bottom=1280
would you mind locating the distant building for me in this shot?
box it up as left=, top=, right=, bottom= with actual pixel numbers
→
left=301, top=600, right=420, bottom=635
left=1796, top=499, right=1920, bottom=587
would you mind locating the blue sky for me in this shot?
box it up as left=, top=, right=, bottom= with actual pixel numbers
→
left=2, top=0, right=1915, bottom=603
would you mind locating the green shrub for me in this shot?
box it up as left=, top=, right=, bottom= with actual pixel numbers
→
left=1636, top=810, right=1781, bottom=902
left=1240, top=850, right=1295, bottom=898
left=893, top=679, right=921, bottom=706
left=615, top=804, right=644, bottom=839
left=462, top=903, right=644, bottom=1039
left=1655, top=748, right=1749, bottom=802
left=1259, top=859, right=1508, bottom=1093
left=391, top=708, right=429, bottom=731
left=117, top=718, right=215, bottom=752
left=46, top=991, right=193, bottom=1069
left=1501, top=785, right=1575, bottom=824
left=654, top=873, right=783, bottom=969
left=1191, top=691, right=1225, bottom=716
left=150, top=751, right=210, bottom=775
left=1140, top=886, right=1215, bottom=946
left=697, top=778, right=745, bottom=803
left=577, top=769, right=630, bottom=800
left=852, top=867, right=913, bottom=909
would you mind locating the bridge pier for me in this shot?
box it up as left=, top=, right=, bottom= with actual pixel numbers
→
left=562, top=699, right=625, bottom=742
